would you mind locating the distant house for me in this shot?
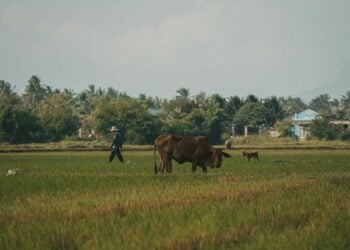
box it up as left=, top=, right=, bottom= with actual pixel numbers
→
left=148, top=107, right=163, bottom=116
left=291, top=109, right=321, bottom=140
left=330, top=120, right=350, bottom=130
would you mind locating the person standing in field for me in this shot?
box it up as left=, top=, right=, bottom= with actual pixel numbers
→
left=109, top=126, right=124, bottom=163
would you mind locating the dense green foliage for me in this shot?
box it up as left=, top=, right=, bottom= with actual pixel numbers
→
left=1, top=76, right=350, bottom=144
left=0, top=150, right=349, bottom=249
left=309, top=119, right=342, bottom=140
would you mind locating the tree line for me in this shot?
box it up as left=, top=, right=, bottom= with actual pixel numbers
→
left=1, top=76, right=350, bottom=144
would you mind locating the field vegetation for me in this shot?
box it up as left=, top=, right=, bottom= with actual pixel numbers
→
left=1, top=150, right=349, bottom=249
left=1, top=135, right=350, bottom=153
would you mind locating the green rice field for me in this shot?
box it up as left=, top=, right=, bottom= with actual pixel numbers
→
left=1, top=150, right=349, bottom=249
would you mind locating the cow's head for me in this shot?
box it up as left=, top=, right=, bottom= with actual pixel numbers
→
left=206, top=148, right=231, bottom=168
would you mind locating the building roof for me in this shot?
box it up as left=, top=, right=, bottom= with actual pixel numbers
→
left=330, top=120, right=350, bottom=125
left=292, top=109, right=320, bottom=122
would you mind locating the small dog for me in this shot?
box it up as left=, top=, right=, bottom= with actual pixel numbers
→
left=242, top=151, right=259, bottom=162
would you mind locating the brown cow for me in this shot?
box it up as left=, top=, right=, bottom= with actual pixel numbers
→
left=154, top=134, right=231, bottom=173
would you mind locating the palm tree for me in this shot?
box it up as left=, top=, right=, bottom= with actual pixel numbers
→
left=23, top=75, right=48, bottom=109
left=341, top=91, right=350, bottom=107
left=176, top=88, right=190, bottom=99
left=341, top=90, right=350, bottom=119
left=0, top=80, right=13, bottom=96
left=309, top=94, right=332, bottom=115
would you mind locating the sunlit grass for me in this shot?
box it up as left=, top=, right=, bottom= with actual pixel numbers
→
left=0, top=150, right=349, bottom=249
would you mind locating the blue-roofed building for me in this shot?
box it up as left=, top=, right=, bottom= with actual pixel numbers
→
left=291, top=109, right=321, bottom=140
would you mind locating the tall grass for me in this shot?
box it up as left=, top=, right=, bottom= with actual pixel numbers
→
left=0, top=150, right=349, bottom=249
left=232, top=134, right=350, bottom=147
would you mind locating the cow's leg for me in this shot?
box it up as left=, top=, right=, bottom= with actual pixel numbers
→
left=160, top=156, right=166, bottom=173
left=166, top=160, right=172, bottom=173
left=192, top=162, right=197, bottom=173
left=165, top=153, right=173, bottom=173
left=159, top=156, right=164, bottom=172
left=165, top=156, right=170, bottom=172
left=168, top=158, right=173, bottom=173
left=161, top=155, right=171, bottom=173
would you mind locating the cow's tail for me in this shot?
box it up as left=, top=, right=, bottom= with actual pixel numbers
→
left=154, top=143, right=158, bottom=174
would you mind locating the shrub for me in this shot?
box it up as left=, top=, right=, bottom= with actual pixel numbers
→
left=309, top=119, right=342, bottom=140
left=274, top=121, right=293, bottom=137
left=340, top=131, right=350, bottom=141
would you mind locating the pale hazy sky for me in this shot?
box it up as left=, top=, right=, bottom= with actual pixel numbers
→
left=1, top=0, right=349, bottom=99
